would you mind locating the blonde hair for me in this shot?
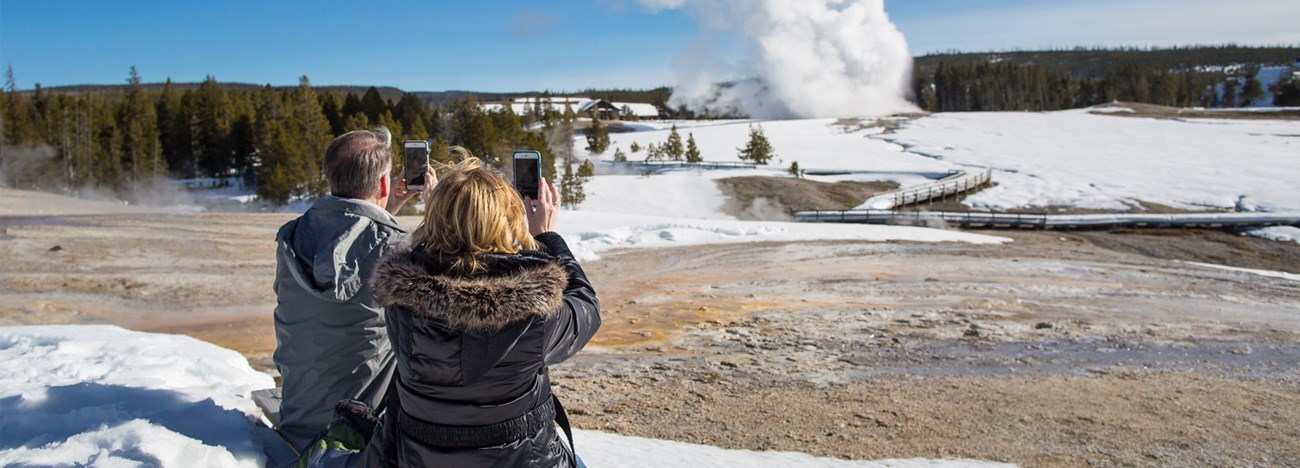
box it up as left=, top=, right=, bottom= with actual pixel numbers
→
left=410, top=157, right=537, bottom=273
left=448, top=145, right=474, bottom=162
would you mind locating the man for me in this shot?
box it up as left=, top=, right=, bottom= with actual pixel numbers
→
left=272, top=127, right=432, bottom=450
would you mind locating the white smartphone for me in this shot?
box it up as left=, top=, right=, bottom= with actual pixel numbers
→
left=512, top=150, right=542, bottom=200
left=404, top=140, right=431, bottom=191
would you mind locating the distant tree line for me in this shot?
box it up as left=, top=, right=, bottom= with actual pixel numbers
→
left=913, top=45, right=1298, bottom=78
left=1, top=67, right=591, bottom=204
left=913, top=45, right=1300, bottom=112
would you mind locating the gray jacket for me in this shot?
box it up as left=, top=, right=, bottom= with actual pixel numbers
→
left=272, top=195, right=407, bottom=451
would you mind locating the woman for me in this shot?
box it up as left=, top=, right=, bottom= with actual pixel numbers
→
left=362, top=158, right=600, bottom=467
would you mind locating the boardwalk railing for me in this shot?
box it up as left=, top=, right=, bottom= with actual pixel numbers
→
left=793, top=210, right=1300, bottom=230
left=860, top=169, right=993, bottom=210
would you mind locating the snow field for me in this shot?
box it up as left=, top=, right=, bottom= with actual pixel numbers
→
left=576, top=110, right=1300, bottom=217
left=885, top=110, right=1300, bottom=212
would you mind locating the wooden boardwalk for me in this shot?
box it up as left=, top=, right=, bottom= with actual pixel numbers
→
left=794, top=209, right=1300, bottom=230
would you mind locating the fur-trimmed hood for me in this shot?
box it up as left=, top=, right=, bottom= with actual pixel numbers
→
left=372, top=244, right=567, bottom=332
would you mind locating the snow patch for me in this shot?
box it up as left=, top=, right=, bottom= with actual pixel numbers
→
left=1184, top=262, right=1300, bottom=282
left=575, top=429, right=1015, bottom=467
left=557, top=211, right=1009, bottom=262
left=1246, top=226, right=1300, bottom=244
left=0, top=325, right=274, bottom=467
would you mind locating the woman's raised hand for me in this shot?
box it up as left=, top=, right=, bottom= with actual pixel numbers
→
left=526, top=178, right=560, bottom=237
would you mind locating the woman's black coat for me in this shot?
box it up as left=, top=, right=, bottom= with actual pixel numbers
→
left=361, top=232, right=600, bottom=467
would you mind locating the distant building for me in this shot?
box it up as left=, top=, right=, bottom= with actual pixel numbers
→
left=482, top=96, right=660, bottom=120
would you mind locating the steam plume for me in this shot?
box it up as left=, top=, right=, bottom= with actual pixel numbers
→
left=641, top=0, right=917, bottom=119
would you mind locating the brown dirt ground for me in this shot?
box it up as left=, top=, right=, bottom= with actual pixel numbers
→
left=715, top=176, right=898, bottom=219
left=3, top=189, right=1299, bottom=466
left=559, top=371, right=1300, bottom=467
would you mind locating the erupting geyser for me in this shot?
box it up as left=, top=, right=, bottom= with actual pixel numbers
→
left=640, top=0, right=916, bottom=119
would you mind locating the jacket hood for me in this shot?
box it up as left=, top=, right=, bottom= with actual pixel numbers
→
left=372, top=245, right=567, bottom=332
left=278, top=196, right=406, bottom=303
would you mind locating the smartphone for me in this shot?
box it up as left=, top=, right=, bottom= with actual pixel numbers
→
left=404, top=140, right=430, bottom=190
left=512, top=150, right=542, bottom=200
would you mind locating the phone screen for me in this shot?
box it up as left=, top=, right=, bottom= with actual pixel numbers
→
left=405, top=144, right=429, bottom=188
left=513, top=154, right=540, bottom=200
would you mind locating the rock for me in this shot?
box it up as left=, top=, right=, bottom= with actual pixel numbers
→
left=1035, top=322, right=1054, bottom=330
left=48, top=245, right=64, bottom=252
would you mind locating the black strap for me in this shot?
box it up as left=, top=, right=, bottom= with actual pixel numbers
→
left=399, top=397, right=556, bottom=449
left=551, top=394, right=576, bottom=466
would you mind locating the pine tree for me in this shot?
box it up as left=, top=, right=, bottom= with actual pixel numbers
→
left=613, top=147, right=628, bottom=162
left=289, top=76, right=333, bottom=196
left=253, top=85, right=293, bottom=204
left=156, top=78, right=195, bottom=177
left=585, top=116, right=610, bottom=155
left=629, top=141, right=641, bottom=153
left=378, top=110, right=405, bottom=161
left=578, top=159, right=595, bottom=178
left=3, top=66, right=40, bottom=146
left=685, top=132, right=702, bottom=163
left=360, top=87, right=386, bottom=123
left=644, top=142, right=661, bottom=162
left=449, top=96, right=498, bottom=165
left=1221, top=78, right=1239, bottom=108
left=341, top=93, right=364, bottom=121
left=1240, top=75, right=1265, bottom=107
left=665, top=124, right=684, bottom=161
left=737, top=124, right=775, bottom=165
left=229, top=103, right=256, bottom=184
left=343, top=112, right=370, bottom=132
left=394, top=93, right=430, bottom=136
left=430, top=136, right=453, bottom=165
left=191, top=76, right=233, bottom=178
left=559, top=162, right=585, bottom=209
left=252, top=77, right=332, bottom=203
left=116, top=66, right=163, bottom=183
left=789, top=161, right=802, bottom=178
left=319, top=93, right=344, bottom=136
left=1273, top=77, right=1300, bottom=106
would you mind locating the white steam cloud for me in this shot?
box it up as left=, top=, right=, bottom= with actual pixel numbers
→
left=641, top=0, right=917, bottom=119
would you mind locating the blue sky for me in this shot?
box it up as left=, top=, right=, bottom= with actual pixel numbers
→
left=2, top=0, right=1296, bottom=92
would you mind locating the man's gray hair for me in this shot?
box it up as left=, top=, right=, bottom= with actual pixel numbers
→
left=323, top=126, right=393, bottom=199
